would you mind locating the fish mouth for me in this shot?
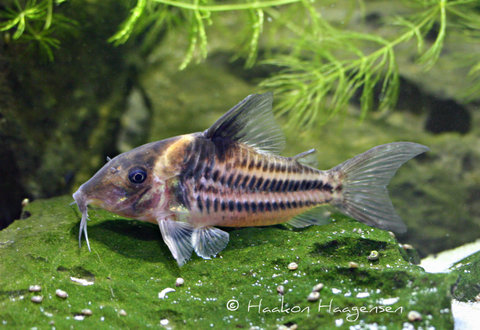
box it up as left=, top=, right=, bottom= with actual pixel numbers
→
left=72, top=186, right=134, bottom=251
left=73, top=188, right=91, bottom=252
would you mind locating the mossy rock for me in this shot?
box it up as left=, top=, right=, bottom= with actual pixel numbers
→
left=451, top=251, right=480, bottom=302
left=0, top=196, right=457, bottom=328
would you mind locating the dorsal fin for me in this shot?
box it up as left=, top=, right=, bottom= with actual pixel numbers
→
left=293, top=149, right=318, bottom=167
left=204, top=93, right=285, bottom=154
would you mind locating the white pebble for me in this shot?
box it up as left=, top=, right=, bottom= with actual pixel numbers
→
left=307, top=291, right=320, bottom=302
left=70, top=276, right=94, bottom=286
left=175, top=277, right=184, bottom=287
left=276, top=285, right=285, bottom=295
left=312, top=283, right=324, bottom=292
left=31, top=295, right=43, bottom=303
left=403, top=244, right=414, bottom=250
left=367, top=250, right=379, bottom=261
left=348, top=261, right=359, bottom=269
left=81, top=309, right=92, bottom=316
left=287, top=262, right=298, bottom=270
left=119, top=309, right=127, bottom=316
left=21, top=198, right=29, bottom=207
left=408, top=310, right=422, bottom=322
left=158, top=288, right=175, bottom=299
left=29, top=285, right=41, bottom=292
left=160, top=319, right=169, bottom=326
left=55, top=289, right=68, bottom=299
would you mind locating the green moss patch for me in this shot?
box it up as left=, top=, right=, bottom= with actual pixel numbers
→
left=1, top=196, right=457, bottom=328
left=451, top=251, right=480, bottom=302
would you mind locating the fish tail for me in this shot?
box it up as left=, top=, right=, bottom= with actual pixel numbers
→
left=330, top=142, right=429, bottom=233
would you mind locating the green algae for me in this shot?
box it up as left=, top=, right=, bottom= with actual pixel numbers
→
left=0, top=196, right=457, bottom=328
left=451, top=250, right=480, bottom=302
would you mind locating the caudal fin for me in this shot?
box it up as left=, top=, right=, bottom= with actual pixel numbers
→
left=331, top=142, right=429, bottom=233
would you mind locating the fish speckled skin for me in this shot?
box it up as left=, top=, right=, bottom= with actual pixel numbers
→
left=73, top=93, right=429, bottom=266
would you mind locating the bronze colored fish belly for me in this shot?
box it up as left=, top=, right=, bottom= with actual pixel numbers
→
left=73, top=93, right=429, bottom=266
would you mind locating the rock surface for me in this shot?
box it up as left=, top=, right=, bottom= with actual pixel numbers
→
left=0, top=196, right=458, bottom=328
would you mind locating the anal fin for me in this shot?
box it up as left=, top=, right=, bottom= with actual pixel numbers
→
left=288, top=206, right=332, bottom=228
left=192, top=227, right=229, bottom=259
left=158, top=219, right=194, bottom=266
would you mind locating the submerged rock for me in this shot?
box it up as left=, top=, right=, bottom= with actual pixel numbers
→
left=0, top=196, right=457, bottom=328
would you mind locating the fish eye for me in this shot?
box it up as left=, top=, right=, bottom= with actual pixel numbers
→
left=128, top=167, right=147, bottom=184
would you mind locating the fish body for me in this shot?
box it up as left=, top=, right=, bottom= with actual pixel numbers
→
left=170, top=133, right=340, bottom=228
left=73, top=93, right=428, bottom=266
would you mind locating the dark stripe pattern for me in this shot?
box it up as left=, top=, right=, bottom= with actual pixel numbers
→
left=190, top=197, right=322, bottom=215
left=194, top=176, right=331, bottom=194
left=179, top=136, right=334, bottom=215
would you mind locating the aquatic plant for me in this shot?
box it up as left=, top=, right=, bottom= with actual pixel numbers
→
left=0, top=0, right=76, bottom=61
left=2, top=0, right=480, bottom=124
left=109, top=0, right=480, bottom=126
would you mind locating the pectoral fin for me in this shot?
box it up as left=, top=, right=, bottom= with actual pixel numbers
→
left=158, top=219, right=194, bottom=266
left=192, top=226, right=229, bottom=259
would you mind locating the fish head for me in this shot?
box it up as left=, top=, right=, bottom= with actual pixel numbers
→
left=73, top=141, right=174, bottom=220
left=73, top=139, right=184, bottom=250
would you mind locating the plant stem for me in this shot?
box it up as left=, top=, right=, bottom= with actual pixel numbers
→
left=152, top=0, right=302, bottom=12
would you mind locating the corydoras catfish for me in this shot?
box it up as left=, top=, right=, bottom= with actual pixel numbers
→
left=73, top=93, right=428, bottom=266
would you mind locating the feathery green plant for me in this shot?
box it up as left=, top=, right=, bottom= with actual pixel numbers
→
left=110, top=0, right=480, bottom=126
left=109, top=0, right=301, bottom=69
left=3, top=0, right=480, bottom=124
left=0, top=0, right=74, bottom=61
